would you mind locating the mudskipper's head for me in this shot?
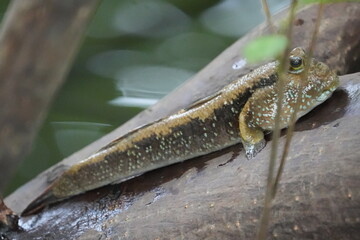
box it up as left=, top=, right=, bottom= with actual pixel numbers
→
left=286, top=47, right=339, bottom=115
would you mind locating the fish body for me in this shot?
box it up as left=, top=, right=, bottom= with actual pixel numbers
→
left=22, top=48, right=339, bottom=215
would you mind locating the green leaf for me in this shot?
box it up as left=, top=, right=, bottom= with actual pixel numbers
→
left=299, top=0, right=359, bottom=4
left=243, top=35, right=287, bottom=64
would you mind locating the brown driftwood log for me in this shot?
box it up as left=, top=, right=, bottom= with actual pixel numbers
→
left=5, top=72, right=360, bottom=240
left=0, top=0, right=100, bottom=192
left=3, top=2, right=360, bottom=240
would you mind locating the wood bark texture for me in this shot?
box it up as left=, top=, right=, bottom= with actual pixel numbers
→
left=5, top=72, right=360, bottom=240
left=0, top=198, right=18, bottom=233
left=2, top=2, right=360, bottom=240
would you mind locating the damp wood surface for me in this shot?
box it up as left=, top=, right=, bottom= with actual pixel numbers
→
left=4, top=2, right=360, bottom=240
left=6, top=72, right=360, bottom=240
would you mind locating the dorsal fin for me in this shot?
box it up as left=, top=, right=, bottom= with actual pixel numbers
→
left=97, top=91, right=223, bottom=152
left=183, top=91, right=222, bottom=111
left=96, top=119, right=163, bottom=152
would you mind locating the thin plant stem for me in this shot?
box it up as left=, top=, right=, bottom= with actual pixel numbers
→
left=272, top=2, right=324, bottom=199
left=261, top=0, right=276, bottom=33
left=256, top=1, right=298, bottom=240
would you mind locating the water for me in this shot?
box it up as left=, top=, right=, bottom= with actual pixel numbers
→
left=3, top=0, right=290, bottom=195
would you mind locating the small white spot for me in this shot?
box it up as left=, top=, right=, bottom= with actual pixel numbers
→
left=232, top=58, right=247, bottom=70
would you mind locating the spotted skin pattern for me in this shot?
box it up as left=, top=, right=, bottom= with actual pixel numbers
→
left=23, top=47, right=339, bottom=215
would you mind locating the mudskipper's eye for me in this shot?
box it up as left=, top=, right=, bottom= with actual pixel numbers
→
left=290, top=57, right=302, bottom=68
left=289, top=56, right=304, bottom=73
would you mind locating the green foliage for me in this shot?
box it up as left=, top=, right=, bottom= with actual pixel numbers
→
left=299, top=0, right=359, bottom=4
left=243, top=35, right=287, bottom=63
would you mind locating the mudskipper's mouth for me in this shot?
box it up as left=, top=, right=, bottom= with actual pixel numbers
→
left=317, top=90, right=332, bottom=102
left=317, top=83, right=338, bottom=103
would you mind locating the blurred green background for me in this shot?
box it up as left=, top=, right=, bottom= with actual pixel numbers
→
left=1, top=0, right=290, bottom=195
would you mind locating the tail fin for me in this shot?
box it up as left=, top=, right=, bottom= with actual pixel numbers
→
left=21, top=188, right=59, bottom=216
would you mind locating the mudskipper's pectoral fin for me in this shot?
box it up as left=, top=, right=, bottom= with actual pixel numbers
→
left=241, top=138, right=266, bottom=159
left=239, top=102, right=266, bottom=159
